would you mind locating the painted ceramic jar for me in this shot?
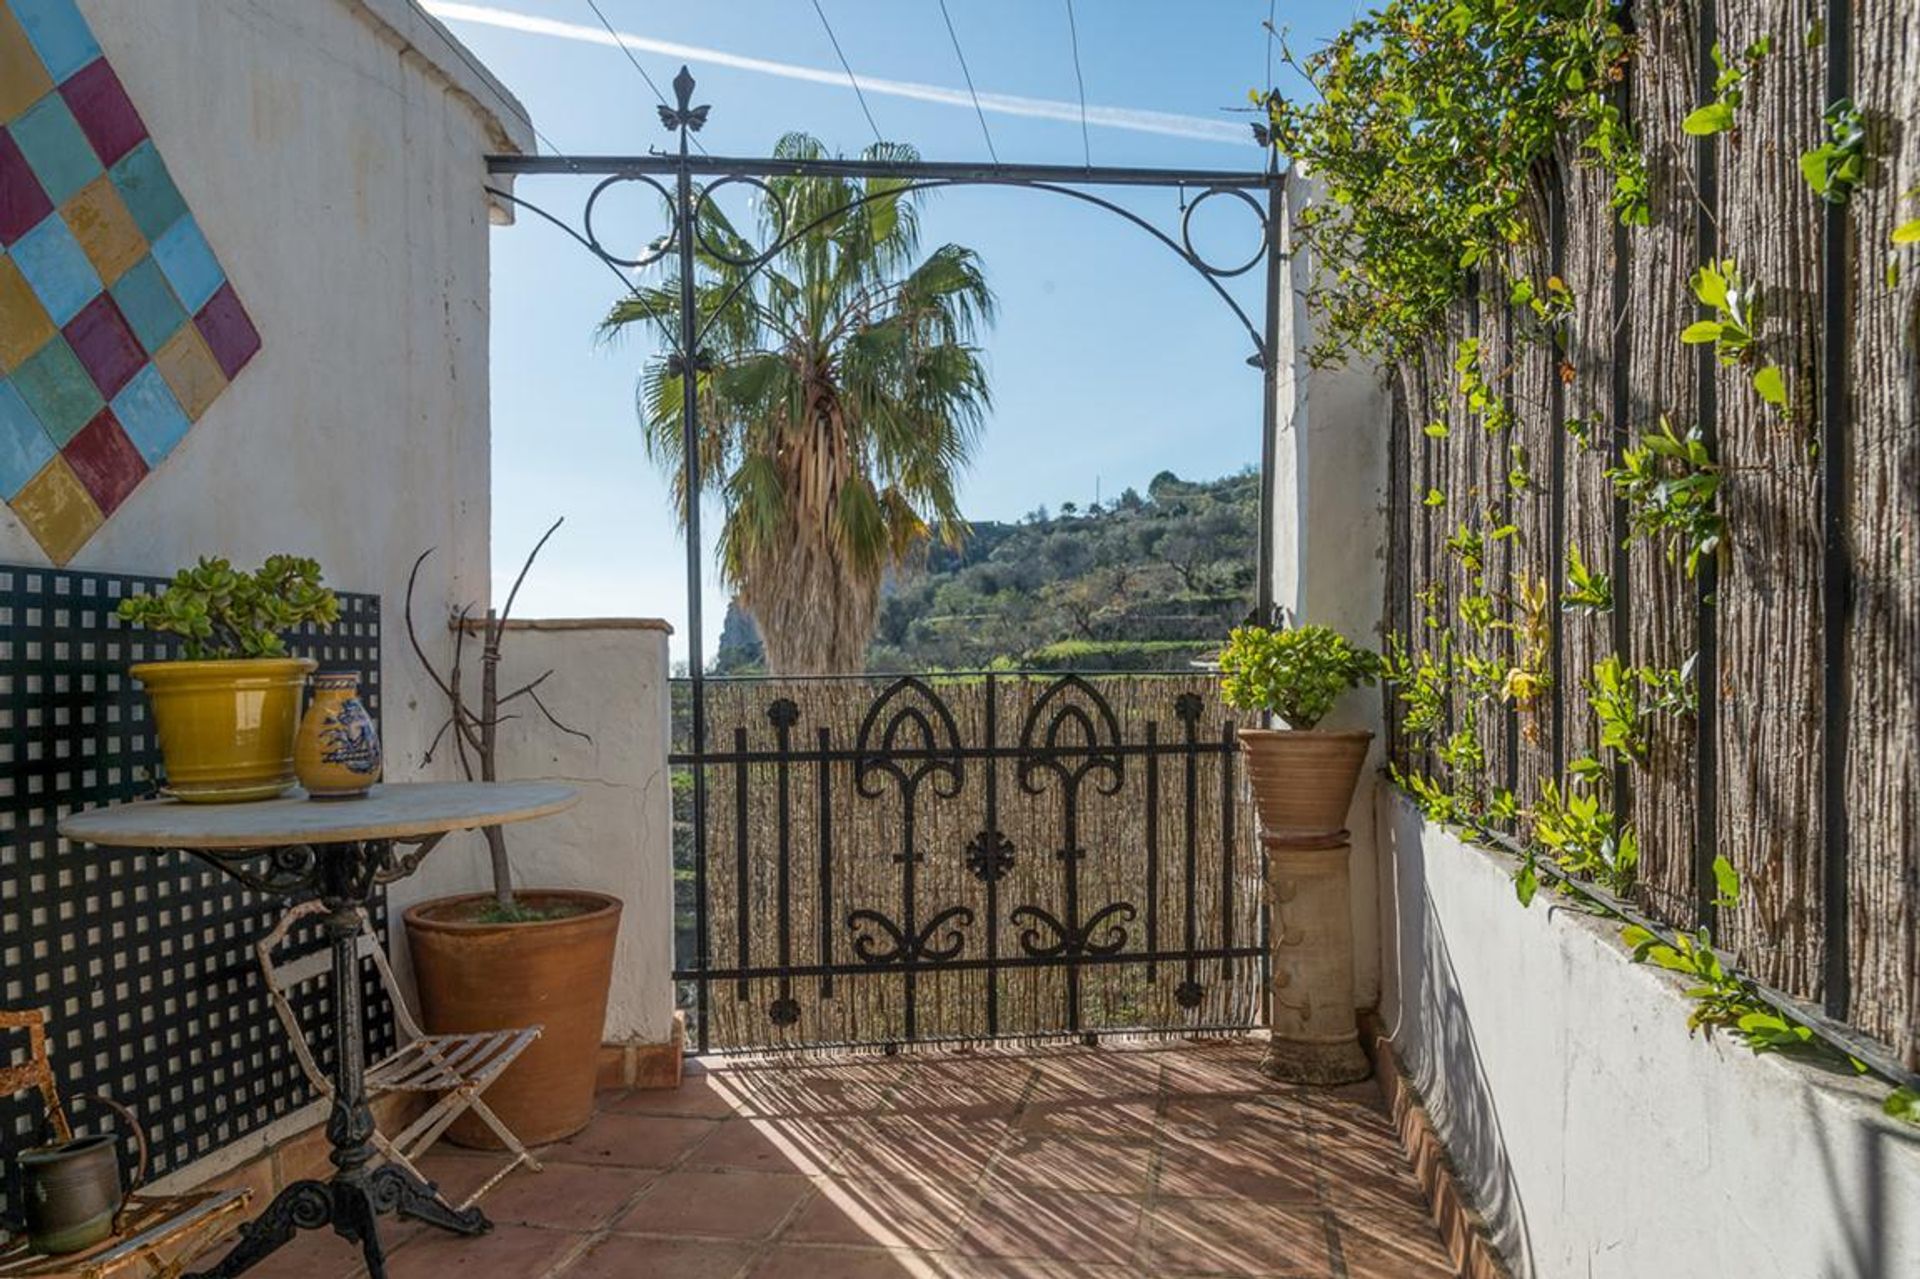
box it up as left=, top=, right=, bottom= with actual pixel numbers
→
left=294, top=672, right=381, bottom=799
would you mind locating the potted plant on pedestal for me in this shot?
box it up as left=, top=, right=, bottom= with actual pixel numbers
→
left=1219, top=622, right=1381, bottom=840
left=399, top=521, right=619, bottom=1147
left=118, top=556, right=339, bottom=802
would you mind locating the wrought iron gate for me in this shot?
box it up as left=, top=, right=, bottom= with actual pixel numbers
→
left=486, top=70, right=1284, bottom=1052
left=671, top=672, right=1263, bottom=1052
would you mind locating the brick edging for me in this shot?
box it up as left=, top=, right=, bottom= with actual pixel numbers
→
left=1359, top=1012, right=1512, bottom=1279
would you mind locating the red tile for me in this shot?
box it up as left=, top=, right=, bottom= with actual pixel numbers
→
left=613, top=1168, right=811, bottom=1239
left=60, top=59, right=148, bottom=167
left=829, top=1113, right=1009, bottom=1186
left=567, top=1233, right=756, bottom=1278
left=540, top=1111, right=718, bottom=1169
left=0, top=129, right=53, bottom=245
left=990, top=1132, right=1152, bottom=1195
left=62, top=292, right=144, bottom=397
left=749, top=1244, right=926, bottom=1278
left=685, top=1116, right=840, bottom=1175
left=193, top=281, right=260, bottom=378
left=465, top=1161, right=643, bottom=1231
left=607, top=1072, right=741, bottom=1120
left=1145, top=1197, right=1335, bottom=1278
left=779, top=1177, right=971, bottom=1251
left=61, top=408, right=145, bottom=513
left=953, top=1187, right=1143, bottom=1267
left=384, top=1222, right=582, bottom=1278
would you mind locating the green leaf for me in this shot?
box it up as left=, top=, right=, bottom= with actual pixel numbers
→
left=1683, top=104, right=1733, bottom=136
left=1752, top=364, right=1787, bottom=405
left=1424, top=421, right=1451, bottom=439
left=1712, top=855, right=1740, bottom=905
left=1885, top=1087, right=1920, bottom=1125
left=1424, top=488, right=1446, bottom=508
left=1893, top=218, right=1920, bottom=246
left=1680, top=321, right=1724, bottom=344
left=1798, top=149, right=1830, bottom=194
left=1515, top=863, right=1539, bottom=907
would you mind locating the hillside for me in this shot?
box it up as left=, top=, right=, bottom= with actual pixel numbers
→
left=713, top=469, right=1258, bottom=673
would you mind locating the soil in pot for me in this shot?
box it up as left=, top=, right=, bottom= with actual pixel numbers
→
left=404, top=889, right=620, bottom=1148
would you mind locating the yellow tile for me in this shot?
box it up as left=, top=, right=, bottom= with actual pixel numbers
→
left=0, top=5, right=54, bottom=121
left=0, top=254, right=56, bottom=373
left=154, top=324, right=227, bottom=420
left=63, top=176, right=147, bottom=286
left=12, top=455, right=104, bottom=566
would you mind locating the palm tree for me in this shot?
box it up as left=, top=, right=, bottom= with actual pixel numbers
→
left=603, top=134, right=995, bottom=674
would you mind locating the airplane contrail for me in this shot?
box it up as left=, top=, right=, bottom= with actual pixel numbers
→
left=423, top=2, right=1250, bottom=146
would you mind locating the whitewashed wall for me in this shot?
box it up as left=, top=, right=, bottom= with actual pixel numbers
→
left=1377, top=787, right=1920, bottom=1278
left=23, top=0, right=532, bottom=780
left=1270, top=169, right=1392, bottom=1008
left=386, top=620, right=679, bottom=1048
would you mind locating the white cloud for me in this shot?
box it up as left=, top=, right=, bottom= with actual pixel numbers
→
left=423, top=2, right=1249, bottom=146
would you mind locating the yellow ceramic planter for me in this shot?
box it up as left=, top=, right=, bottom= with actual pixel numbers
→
left=130, top=658, right=316, bottom=802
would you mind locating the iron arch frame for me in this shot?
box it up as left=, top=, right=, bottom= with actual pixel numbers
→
left=483, top=69, right=1288, bottom=1051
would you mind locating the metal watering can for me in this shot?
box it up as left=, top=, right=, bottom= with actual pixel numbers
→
left=9, top=1094, right=148, bottom=1255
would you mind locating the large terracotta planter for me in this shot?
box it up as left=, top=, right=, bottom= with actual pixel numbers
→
left=404, top=890, right=620, bottom=1147
left=1237, top=728, right=1373, bottom=841
left=130, top=657, right=316, bottom=802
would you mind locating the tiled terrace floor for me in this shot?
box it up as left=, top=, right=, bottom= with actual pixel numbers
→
left=210, top=1037, right=1458, bottom=1277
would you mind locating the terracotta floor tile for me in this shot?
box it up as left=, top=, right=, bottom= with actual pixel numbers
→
left=608, top=1072, right=744, bottom=1120
left=748, top=1244, right=931, bottom=1278
left=561, top=1232, right=758, bottom=1277
left=193, top=1229, right=373, bottom=1279
left=990, top=1132, right=1154, bottom=1195
left=882, top=1061, right=1033, bottom=1116
left=1145, top=1198, right=1334, bottom=1278
left=780, top=1176, right=973, bottom=1251
left=687, top=1116, right=843, bottom=1175
left=1337, top=1215, right=1460, bottom=1279
left=952, top=1187, right=1143, bottom=1267
left=474, top=1160, right=649, bottom=1230
left=831, top=1113, right=1011, bottom=1186
left=614, top=1167, right=813, bottom=1239
left=541, top=1111, right=720, bottom=1169
left=385, top=1222, right=583, bottom=1276
left=1029, top=1052, right=1165, bottom=1101
left=1012, top=1095, right=1158, bottom=1141
left=1154, top=1143, right=1322, bottom=1203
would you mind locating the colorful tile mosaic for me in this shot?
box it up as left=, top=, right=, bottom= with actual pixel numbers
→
left=0, top=0, right=257, bottom=563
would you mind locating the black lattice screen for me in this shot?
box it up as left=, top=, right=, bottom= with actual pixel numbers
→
left=0, top=564, right=389, bottom=1210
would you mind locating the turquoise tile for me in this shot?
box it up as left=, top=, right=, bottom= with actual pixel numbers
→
left=151, top=214, right=222, bottom=314
left=109, top=255, right=184, bottom=353
left=10, top=211, right=99, bottom=325
left=107, top=140, right=185, bottom=241
left=11, top=332, right=101, bottom=444
left=110, top=362, right=188, bottom=465
left=0, top=378, right=56, bottom=498
left=13, top=0, right=99, bottom=84
left=9, top=93, right=100, bottom=206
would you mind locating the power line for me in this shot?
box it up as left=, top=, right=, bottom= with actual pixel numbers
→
left=582, top=0, right=708, bottom=154
left=810, top=0, right=884, bottom=146
left=1062, top=0, right=1092, bottom=168
left=937, top=0, right=998, bottom=164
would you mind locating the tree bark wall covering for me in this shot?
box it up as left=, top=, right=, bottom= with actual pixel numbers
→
left=1382, top=0, right=1917, bottom=1056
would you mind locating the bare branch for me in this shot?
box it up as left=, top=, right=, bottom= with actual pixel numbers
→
left=402, top=548, right=461, bottom=704
left=496, top=669, right=559, bottom=706
left=495, top=516, right=565, bottom=638
left=527, top=687, right=594, bottom=744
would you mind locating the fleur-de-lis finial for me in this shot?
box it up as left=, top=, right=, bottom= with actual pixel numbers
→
left=656, top=64, right=710, bottom=133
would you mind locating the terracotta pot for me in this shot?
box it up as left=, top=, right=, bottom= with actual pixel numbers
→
left=1237, top=728, right=1373, bottom=841
left=403, top=890, right=621, bottom=1147
left=130, top=657, right=315, bottom=802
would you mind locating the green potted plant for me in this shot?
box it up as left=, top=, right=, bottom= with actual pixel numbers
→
left=398, top=522, right=619, bottom=1148
left=118, top=556, right=338, bottom=802
left=1219, top=623, right=1380, bottom=840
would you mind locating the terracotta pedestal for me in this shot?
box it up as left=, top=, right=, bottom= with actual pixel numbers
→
left=1262, top=831, right=1370, bottom=1084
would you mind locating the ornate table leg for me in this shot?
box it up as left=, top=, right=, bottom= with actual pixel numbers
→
left=189, top=846, right=489, bottom=1278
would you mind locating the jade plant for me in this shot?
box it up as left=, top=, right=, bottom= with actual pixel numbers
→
left=1219, top=624, right=1381, bottom=730
left=117, top=555, right=339, bottom=659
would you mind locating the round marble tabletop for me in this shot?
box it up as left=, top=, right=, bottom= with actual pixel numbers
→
left=58, top=781, right=579, bottom=850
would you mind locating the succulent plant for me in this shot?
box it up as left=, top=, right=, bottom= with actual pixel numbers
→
left=117, top=555, right=339, bottom=660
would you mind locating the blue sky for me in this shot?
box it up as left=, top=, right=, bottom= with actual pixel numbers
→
left=427, top=1, right=1355, bottom=661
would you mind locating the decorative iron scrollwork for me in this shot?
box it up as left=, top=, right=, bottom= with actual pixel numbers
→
left=1010, top=901, right=1136, bottom=958
left=1017, top=674, right=1124, bottom=797
left=767, top=997, right=801, bottom=1027
left=965, top=829, right=1015, bottom=882
left=847, top=905, right=974, bottom=965
left=1174, top=980, right=1205, bottom=1010
left=854, top=676, right=965, bottom=800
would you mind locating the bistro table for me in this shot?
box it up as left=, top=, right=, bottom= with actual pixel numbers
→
left=58, top=781, right=578, bottom=1279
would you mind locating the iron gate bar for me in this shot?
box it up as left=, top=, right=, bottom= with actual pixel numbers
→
left=1692, top=0, right=1722, bottom=938
left=487, top=69, right=1281, bottom=1052
left=669, top=948, right=1265, bottom=984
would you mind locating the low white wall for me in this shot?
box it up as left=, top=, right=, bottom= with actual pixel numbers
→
left=1270, top=169, right=1392, bottom=1007
left=1376, top=785, right=1920, bottom=1278
left=384, top=619, right=678, bottom=1047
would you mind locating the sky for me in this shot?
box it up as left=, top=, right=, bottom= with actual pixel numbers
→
left=424, top=0, right=1356, bottom=663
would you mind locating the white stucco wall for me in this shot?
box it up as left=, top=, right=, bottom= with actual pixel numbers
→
left=1270, top=170, right=1393, bottom=1008
left=384, top=620, right=679, bottom=1048
left=1376, top=786, right=1920, bottom=1278
left=20, top=0, right=532, bottom=780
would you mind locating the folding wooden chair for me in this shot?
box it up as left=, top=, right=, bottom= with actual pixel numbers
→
left=255, top=903, right=543, bottom=1210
